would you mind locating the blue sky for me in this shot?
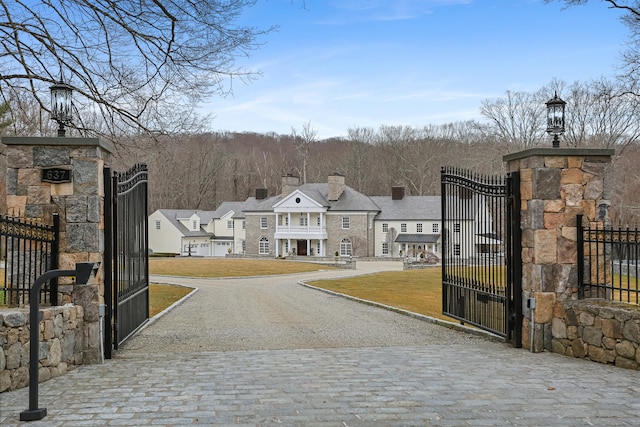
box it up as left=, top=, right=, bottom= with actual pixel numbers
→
left=203, top=0, right=628, bottom=139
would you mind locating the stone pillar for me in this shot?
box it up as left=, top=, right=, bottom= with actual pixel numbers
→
left=3, top=136, right=114, bottom=364
left=504, top=148, right=614, bottom=352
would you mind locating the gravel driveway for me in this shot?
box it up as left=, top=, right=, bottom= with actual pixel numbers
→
left=119, top=261, right=488, bottom=355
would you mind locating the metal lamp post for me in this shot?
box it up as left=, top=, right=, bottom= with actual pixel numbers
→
left=546, top=92, right=566, bottom=148
left=50, top=80, right=73, bottom=137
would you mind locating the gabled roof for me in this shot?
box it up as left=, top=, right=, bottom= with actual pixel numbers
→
left=370, top=196, right=441, bottom=221
left=154, top=209, right=213, bottom=237
left=214, top=201, right=247, bottom=219
left=243, top=184, right=380, bottom=213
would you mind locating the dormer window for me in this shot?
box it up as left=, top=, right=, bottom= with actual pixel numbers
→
left=192, top=220, right=198, bottom=230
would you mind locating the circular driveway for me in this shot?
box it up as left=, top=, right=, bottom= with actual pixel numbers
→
left=124, top=261, right=485, bottom=353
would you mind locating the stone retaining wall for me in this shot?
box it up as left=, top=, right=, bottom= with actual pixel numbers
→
left=552, top=299, right=640, bottom=370
left=0, top=305, right=86, bottom=392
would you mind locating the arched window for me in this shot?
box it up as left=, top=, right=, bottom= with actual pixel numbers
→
left=340, top=238, right=352, bottom=256
left=259, top=237, right=269, bottom=255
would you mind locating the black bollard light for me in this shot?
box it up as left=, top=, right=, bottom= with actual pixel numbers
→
left=20, top=262, right=98, bottom=422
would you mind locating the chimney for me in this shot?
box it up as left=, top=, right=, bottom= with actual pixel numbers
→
left=328, top=173, right=345, bottom=201
left=255, top=188, right=268, bottom=200
left=391, top=186, right=405, bottom=200
left=281, top=174, right=300, bottom=197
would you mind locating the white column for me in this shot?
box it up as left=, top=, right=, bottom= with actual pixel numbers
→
left=275, top=239, right=279, bottom=257
left=288, top=213, right=292, bottom=231
left=307, top=239, right=310, bottom=256
left=307, top=212, right=311, bottom=233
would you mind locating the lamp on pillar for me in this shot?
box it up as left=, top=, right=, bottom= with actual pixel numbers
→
left=50, top=80, right=73, bottom=137
left=545, top=92, right=566, bottom=148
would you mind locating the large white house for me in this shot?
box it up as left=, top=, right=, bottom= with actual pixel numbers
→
left=149, top=201, right=247, bottom=256
left=148, top=174, right=500, bottom=259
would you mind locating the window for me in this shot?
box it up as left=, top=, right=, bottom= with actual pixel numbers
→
left=284, top=216, right=289, bottom=226
left=453, top=244, right=461, bottom=257
left=192, top=220, right=198, bottom=230
left=453, top=223, right=461, bottom=233
left=316, top=216, right=321, bottom=226
left=401, top=223, right=407, bottom=233
left=382, top=223, right=388, bottom=233
left=260, top=217, right=268, bottom=229
left=342, top=217, right=350, bottom=229
left=227, top=220, right=234, bottom=229
left=300, top=215, right=308, bottom=226
left=284, top=241, right=289, bottom=253
left=259, top=237, right=269, bottom=254
left=382, top=242, right=389, bottom=255
left=155, top=220, right=161, bottom=230
left=416, top=223, right=423, bottom=233
left=432, top=223, right=439, bottom=233
left=340, top=238, right=352, bottom=256
left=242, top=240, right=246, bottom=253
left=316, top=242, right=321, bottom=255
left=242, top=220, right=246, bottom=230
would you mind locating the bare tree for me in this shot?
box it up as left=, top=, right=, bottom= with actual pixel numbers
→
left=563, top=78, right=640, bottom=148
left=290, top=121, right=318, bottom=184
left=480, top=89, right=549, bottom=149
left=0, top=1, right=272, bottom=138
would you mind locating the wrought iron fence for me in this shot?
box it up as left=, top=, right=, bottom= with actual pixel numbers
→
left=578, top=214, right=640, bottom=304
left=0, top=214, right=59, bottom=307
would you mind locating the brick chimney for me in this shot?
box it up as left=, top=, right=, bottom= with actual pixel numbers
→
left=328, top=174, right=345, bottom=201
left=392, top=186, right=405, bottom=200
left=255, top=188, right=268, bottom=200
left=281, top=174, right=300, bottom=197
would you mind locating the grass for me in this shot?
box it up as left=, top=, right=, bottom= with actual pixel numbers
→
left=149, top=283, right=192, bottom=317
left=149, top=258, right=334, bottom=278
left=308, top=267, right=448, bottom=321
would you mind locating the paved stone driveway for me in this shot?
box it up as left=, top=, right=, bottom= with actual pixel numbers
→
left=1, top=261, right=639, bottom=426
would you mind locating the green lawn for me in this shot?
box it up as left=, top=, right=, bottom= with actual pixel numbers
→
left=308, top=267, right=447, bottom=321
left=149, top=258, right=335, bottom=277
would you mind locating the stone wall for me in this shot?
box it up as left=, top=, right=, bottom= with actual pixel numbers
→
left=2, top=136, right=113, bottom=390
left=0, top=305, right=86, bottom=392
left=504, top=148, right=614, bottom=352
left=552, top=299, right=640, bottom=370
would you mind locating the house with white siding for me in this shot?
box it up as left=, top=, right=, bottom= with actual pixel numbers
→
left=149, top=202, right=247, bottom=256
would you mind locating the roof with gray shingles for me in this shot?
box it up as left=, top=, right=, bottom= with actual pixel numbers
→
left=155, top=209, right=213, bottom=237
left=370, top=196, right=441, bottom=221
left=214, top=201, right=248, bottom=219
left=243, top=184, right=381, bottom=213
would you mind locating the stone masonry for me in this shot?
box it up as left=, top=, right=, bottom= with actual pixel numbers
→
left=0, top=305, right=85, bottom=392
left=552, top=299, right=640, bottom=370
left=505, top=148, right=614, bottom=353
left=1, top=136, right=114, bottom=391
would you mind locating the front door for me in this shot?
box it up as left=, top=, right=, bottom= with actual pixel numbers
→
left=297, top=240, right=307, bottom=256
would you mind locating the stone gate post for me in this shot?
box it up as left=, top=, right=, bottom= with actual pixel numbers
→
left=3, top=136, right=114, bottom=364
left=504, top=148, right=614, bottom=352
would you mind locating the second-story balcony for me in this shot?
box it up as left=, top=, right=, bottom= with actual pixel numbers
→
left=275, top=225, right=328, bottom=240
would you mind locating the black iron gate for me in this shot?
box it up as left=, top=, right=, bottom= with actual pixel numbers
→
left=1, top=214, right=59, bottom=306
left=104, top=164, right=149, bottom=358
left=441, top=167, right=522, bottom=346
